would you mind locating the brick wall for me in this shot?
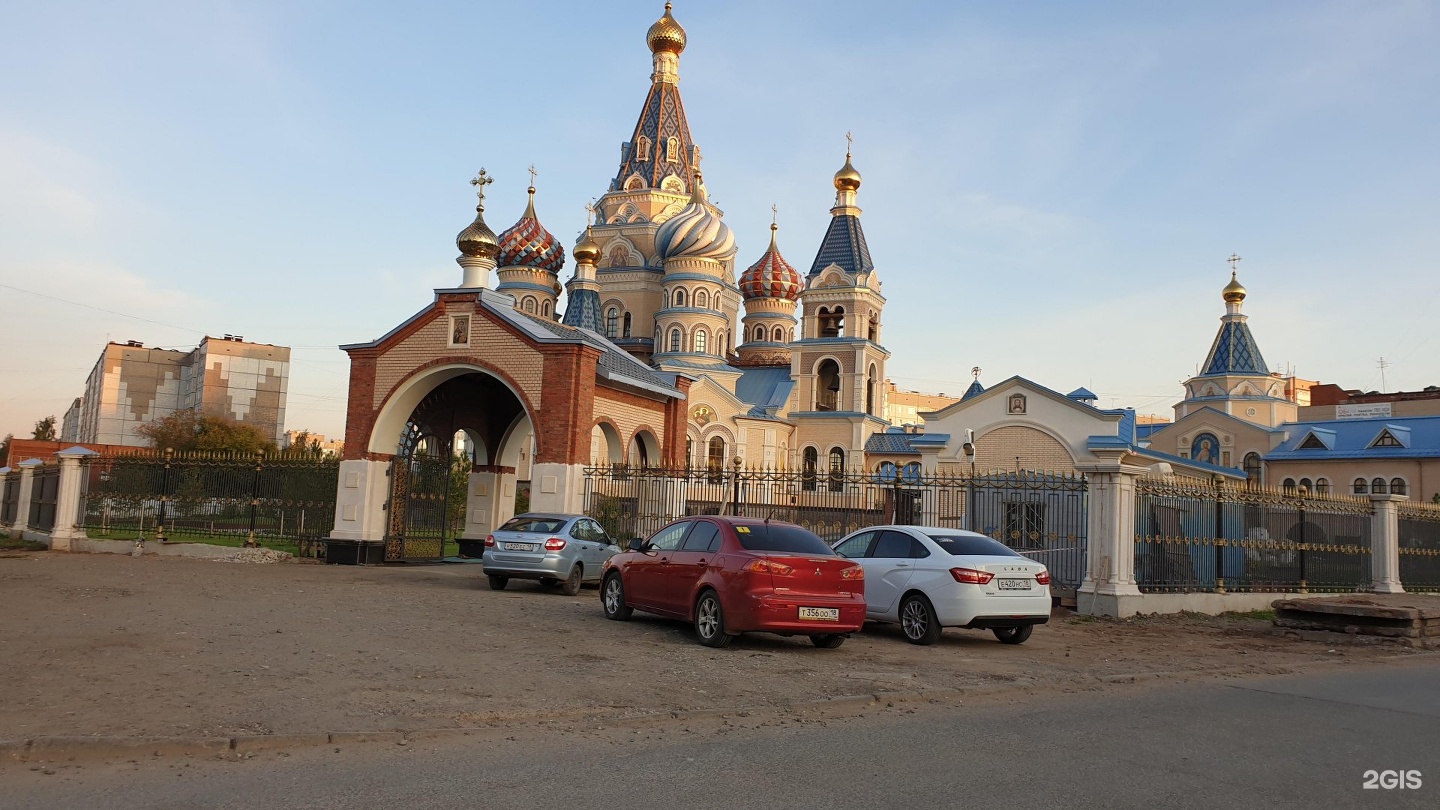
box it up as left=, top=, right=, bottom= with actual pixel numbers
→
left=974, top=425, right=1076, bottom=473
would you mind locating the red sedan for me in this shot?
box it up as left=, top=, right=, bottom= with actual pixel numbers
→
left=600, top=516, right=866, bottom=648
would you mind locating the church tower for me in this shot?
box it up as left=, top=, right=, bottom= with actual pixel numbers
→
left=494, top=175, right=565, bottom=319
left=788, top=147, right=891, bottom=469
left=560, top=221, right=604, bottom=333
left=1174, top=259, right=1296, bottom=427
left=736, top=215, right=801, bottom=367
left=455, top=169, right=500, bottom=289
left=584, top=3, right=739, bottom=360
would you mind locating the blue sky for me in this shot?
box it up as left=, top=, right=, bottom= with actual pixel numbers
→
left=2, top=0, right=1437, bottom=440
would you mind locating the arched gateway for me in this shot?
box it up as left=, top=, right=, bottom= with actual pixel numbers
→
left=329, top=188, right=691, bottom=560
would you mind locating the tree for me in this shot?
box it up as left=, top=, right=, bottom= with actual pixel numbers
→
left=0, top=433, right=12, bottom=465
left=136, top=410, right=277, bottom=455
left=283, top=430, right=324, bottom=459
left=32, top=416, right=56, bottom=441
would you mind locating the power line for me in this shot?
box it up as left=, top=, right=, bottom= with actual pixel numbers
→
left=0, top=282, right=206, bottom=335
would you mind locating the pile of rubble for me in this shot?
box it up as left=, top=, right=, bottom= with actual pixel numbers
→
left=216, top=547, right=293, bottom=564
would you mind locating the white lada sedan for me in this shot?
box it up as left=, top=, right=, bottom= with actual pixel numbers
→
left=831, top=526, right=1052, bottom=645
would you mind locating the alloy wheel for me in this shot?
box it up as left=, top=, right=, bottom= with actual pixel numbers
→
left=902, top=599, right=928, bottom=640
left=697, top=595, right=720, bottom=639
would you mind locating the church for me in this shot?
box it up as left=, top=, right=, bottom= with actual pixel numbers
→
left=328, top=4, right=896, bottom=552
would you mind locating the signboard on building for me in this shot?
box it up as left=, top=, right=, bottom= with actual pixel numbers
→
left=1336, top=403, right=1393, bottom=419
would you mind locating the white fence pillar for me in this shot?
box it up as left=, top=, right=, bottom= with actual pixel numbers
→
left=48, top=447, right=98, bottom=551
left=1076, top=452, right=1149, bottom=617
left=329, top=459, right=391, bottom=543
left=1369, top=493, right=1406, bottom=594
left=15, top=459, right=40, bottom=536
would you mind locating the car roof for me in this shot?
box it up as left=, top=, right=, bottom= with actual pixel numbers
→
left=510, top=513, right=580, bottom=521
left=683, top=515, right=804, bottom=528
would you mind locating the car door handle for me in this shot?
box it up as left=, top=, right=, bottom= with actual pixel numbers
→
left=896, top=563, right=910, bottom=568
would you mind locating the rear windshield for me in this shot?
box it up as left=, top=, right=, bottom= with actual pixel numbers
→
left=735, top=524, right=835, bottom=555
left=926, top=534, right=1023, bottom=558
left=499, top=517, right=566, bottom=534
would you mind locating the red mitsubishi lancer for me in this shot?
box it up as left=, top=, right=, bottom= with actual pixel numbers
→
left=600, top=516, right=866, bottom=648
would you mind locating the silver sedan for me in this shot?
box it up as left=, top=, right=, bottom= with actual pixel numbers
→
left=481, top=513, right=620, bottom=595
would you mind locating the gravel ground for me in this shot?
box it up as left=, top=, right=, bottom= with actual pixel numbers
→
left=0, top=551, right=1430, bottom=739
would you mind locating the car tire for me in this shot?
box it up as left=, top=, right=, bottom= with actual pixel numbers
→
left=809, top=634, right=846, bottom=649
left=993, top=625, right=1034, bottom=645
left=694, top=590, right=734, bottom=648
left=899, top=594, right=941, bottom=646
left=487, top=574, right=508, bottom=591
left=601, top=573, right=632, bottom=621
left=561, top=565, right=583, bottom=596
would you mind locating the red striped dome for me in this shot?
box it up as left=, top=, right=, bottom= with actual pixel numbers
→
left=496, top=187, right=565, bottom=273
left=739, top=223, right=801, bottom=301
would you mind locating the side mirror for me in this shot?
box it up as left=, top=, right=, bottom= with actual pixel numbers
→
left=627, top=538, right=647, bottom=552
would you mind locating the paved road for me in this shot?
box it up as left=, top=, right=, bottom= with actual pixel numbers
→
left=6, top=661, right=1438, bottom=809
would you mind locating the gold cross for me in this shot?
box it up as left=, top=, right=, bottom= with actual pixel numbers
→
left=845, top=130, right=853, bottom=159
left=470, top=169, right=493, bottom=204
left=584, top=199, right=596, bottom=226
left=528, top=164, right=538, bottom=188
left=1227, top=253, right=1242, bottom=273
left=771, top=203, right=778, bottom=225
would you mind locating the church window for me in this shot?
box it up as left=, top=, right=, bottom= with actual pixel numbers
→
left=636, top=136, right=651, bottom=161
left=541, top=300, right=551, bottom=317
left=1298, top=478, right=1313, bottom=493
left=622, top=312, right=632, bottom=337
left=1315, top=478, right=1330, bottom=495
left=867, top=312, right=878, bottom=342
left=1282, top=478, right=1297, bottom=493
left=1243, top=453, right=1262, bottom=488
left=1372, top=477, right=1388, bottom=495
left=696, top=289, right=708, bottom=309
left=685, top=438, right=694, bottom=470
left=1353, top=478, right=1368, bottom=495
left=1391, top=478, right=1407, bottom=496
left=669, top=327, right=682, bottom=353
left=694, top=329, right=707, bottom=354
left=666, top=137, right=679, bottom=163
left=725, top=329, right=731, bottom=354
left=753, top=325, right=764, bottom=342
left=673, top=288, right=686, bottom=307
left=521, top=296, right=537, bottom=314
left=818, top=306, right=845, bottom=338
left=816, top=359, right=841, bottom=411
left=828, top=447, right=845, bottom=492
left=605, top=308, right=619, bottom=338
left=773, top=326, right=785, bottom=343
left=866, top=365, right=877, bottom=415
left=624, top=175, right=646, bottom=191
left=707, top=436, right=726, bottom=483
left=802, top=447, right=818, bottom=492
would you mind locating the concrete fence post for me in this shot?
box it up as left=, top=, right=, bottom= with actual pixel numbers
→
left=1369, top=493, right=1406, bottom=594
left=0, top=467, right=12, bottom=534
left=49, top=447, right=98, bottom=551
left=15, top=459, right=41, bottom=537
left=1076, top=450, right=1149, bottom=617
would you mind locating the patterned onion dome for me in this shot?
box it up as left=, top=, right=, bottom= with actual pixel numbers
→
left=655, top=178, right=734, bottom=261
left=456, top=205, right=498, bottom=259
left=739, top=223, right=801, bottom=301
left=647, top=2, right=686, bottom=55
left=496, top=187, right=565, bottom=273
left=573, top=227, right=601, bottom=265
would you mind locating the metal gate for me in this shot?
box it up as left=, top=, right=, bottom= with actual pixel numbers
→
left=384, top=424, right=460, bottom=562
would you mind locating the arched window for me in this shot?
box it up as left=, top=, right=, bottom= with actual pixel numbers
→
left=605, top=308, right=619, bottom=338
left=773, top=326, right=785, bottom=343
left=1353, top=478, right=1369, bottom=495
left=685, top=437, right=694, bottom=469
left=828, top=447, right=845, bottom=492
left=1282, top=478, right=1297, bottom=493
left=802, top=447, right=818, bottom=492
left=696, top=289, right=708, bottom=309
left=635, top=136, right=651, bottom=161
left=622, top=312, right=632, bottom=337
left=1243, top=452, right=1262, bottom=488
left=1391, top=478, right=1408, bottom=496
left=521, top=296, right=537, bottom=314
left=669, top=327, right=682, bottom=353
left=1372, top=477, right=1388, bottom=495
left=1315, top=477, right=1330, bottom=495
left=694, top=329, right=707, bottom=354
left=541, top=300, right=551, bottom=317
left=666, top=137, right=679, bottom=162
left=866, top=364, right=877, bottom=415
left=752, top=325, right=764, bottom=342
left=1298, top=477, right=1313, bottom=494
left=867, top=313, right=878, bottom=342
left=816, top=359, right=841, bottom=411
left=673, top=288, right=686, bottom=307
left=707, top=436, right=726, bottom=483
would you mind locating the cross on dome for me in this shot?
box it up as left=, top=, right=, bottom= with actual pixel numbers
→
left=1228, top=253, right=1242, bottom=273
left=470, top=169, right=493, bottom=206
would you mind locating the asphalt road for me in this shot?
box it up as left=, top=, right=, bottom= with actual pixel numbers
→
left=6, top=661, right=1438, bottom=810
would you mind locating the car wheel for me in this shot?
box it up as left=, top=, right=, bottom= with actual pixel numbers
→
left=561, top=564, right=583, bottom=596
left=993, top=625, right=1033, bottom=645
left=694, top=590, right=734, bottom=648
left=487, top=574, right=508, bottom=591
left=899, top=594, right=941, bottom=645
left=601, top=573, right=632, bottom=621
left=809, top=634, right=846, bottom=649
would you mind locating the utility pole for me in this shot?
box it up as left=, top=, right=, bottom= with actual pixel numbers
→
left=1377, top=357, right=1391, bottom=392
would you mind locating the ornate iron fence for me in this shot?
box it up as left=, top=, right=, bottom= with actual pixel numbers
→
left=581, top=465, right=1089, bottom=590
left=1, top=470, right=19, bottom=524
left=1398, top=501, right=1440, bottom=593
left=79, top=451, right=339, bottom=557
left=27, top=466, right=59, bottom=531
left=1135, top=479, right=1372, bottom=593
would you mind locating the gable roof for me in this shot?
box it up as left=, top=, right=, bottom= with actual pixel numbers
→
left=734, top=367, right=795, bottom=418
left=1267, top=415, right=1440, bottom=460
left=924, top=375, right=1124, bottom=424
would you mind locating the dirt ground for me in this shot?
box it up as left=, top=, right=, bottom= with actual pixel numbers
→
left=1, top=551, right=1433, bottom=740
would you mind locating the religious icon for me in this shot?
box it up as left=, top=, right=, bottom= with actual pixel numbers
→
left=1191, top=433, right=1220, bottom=465
left=451, top=315, right=470, bottom=346
left=692, top=405, right=713, bottom=427
left=1007, top=393, right=1026, bottom=415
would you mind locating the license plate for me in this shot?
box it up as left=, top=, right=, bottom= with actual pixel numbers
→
left=503, top=542, right=535, bottom=552
left=998, top=579, right=1031, bottom=590
left=798, top=606, right=840, bottom=621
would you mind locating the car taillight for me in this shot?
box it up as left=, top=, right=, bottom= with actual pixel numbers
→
left=544, top=537, right=566, bottom=551
left=949, top=567, right=994, bottom=585
left=484, top=535, right=495, bottom=547
left=742, top=558, right=794, bottom=576
left=840, top=565, right=864, bottom=580
left=1035, top=570, right=1051, bottom=585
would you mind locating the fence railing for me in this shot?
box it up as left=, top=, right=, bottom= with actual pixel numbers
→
left=1, top=470, right=19, bottom=525
left=1134, top=479, right=1373, bottom=593
left=79, top=451, right=340, bottom=557
left=27, top=466, right=60, bottom=531
left=1398, top=501, right=1440, bottom=593
left=581, top=464, right=1089, bottom=589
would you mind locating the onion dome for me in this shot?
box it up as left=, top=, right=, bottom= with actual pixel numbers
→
left=647, top=3, right=687, bottom=55
left=496, top=186, right=565, bottom=273
left=834, top=155, right=862, bottom=192
left=573, top=227, right=601, bottom=265
left=456, top=206, right=498, bottom=259
left=1222, top=271, right=1247, bottom=303
left=739, top=222, right=801, bottom=301
left=655, top=176, right=734, bottom=261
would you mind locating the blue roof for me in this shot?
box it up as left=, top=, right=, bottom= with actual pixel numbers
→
left=1135, top=422, right=1167, bottom=441
left=1200, top=319, right=1269, bottom=376
left=560, top=288, right=604, bottom=334
left=864, top=428, right=952, bottom=455
left=807, top=213, right=874, bottom=277
left=734, top=367, right=794, bottom=418
left=1267, top=415, right=1440, bottom=460
left=1067, top=387, right=1097, bottom=401
left=961, top=379, right=985, bottom=401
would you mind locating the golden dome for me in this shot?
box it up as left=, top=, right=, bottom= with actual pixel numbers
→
left=647, top=3, right=687, bottom=55
left=833, top=156, right=862, bottom=192
left=573, top=227, right=601, bottom=265
left=1222, top=271, right=1247, bottom=303
left=456, top=205, right=499, bottom=259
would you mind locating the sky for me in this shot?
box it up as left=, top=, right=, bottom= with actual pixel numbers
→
left=2, top=0, right=1438, bottom=441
